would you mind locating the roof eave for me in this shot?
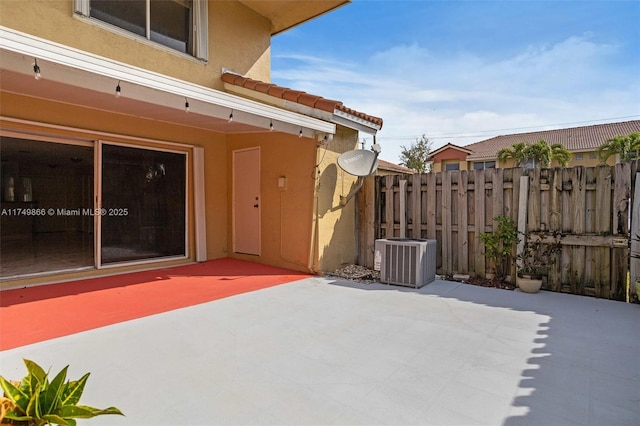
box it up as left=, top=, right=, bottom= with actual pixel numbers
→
left=0, top=26, right=335, bottom=138
left=332, top=109, right=381, bottom=135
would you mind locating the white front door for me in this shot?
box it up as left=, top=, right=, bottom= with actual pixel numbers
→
left=233, top=147, right=260, bottom=255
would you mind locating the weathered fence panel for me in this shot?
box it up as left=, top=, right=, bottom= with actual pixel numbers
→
left=367, top=160, right=639, bottom=301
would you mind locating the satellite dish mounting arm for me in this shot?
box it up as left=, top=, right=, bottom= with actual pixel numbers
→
left=339, top=140, right=381, bottom=206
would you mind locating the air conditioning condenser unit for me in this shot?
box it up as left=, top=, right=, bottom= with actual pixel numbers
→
left=374, top=238, right=436, bottom=288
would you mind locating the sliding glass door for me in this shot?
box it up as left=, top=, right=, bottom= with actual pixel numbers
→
left=0, top=136, right=188, bottom=280
left=100, top=143, right=186, bottom=264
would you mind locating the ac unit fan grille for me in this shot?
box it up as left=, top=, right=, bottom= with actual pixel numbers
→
left=385, top=244, right=417, bottom=286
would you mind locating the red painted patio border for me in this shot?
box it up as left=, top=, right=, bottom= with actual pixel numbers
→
left=0, top=258, right=310, bottom=350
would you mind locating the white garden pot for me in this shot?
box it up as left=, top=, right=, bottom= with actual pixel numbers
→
left=517, top=276, right=543, bottom=294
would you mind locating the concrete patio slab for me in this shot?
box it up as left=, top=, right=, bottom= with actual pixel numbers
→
left=1, top=277, right=639, bottom=425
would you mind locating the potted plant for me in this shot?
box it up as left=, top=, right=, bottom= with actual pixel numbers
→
left=0, top=359, right=124, bottom=425
left=516, top=229, right=562, bottom=293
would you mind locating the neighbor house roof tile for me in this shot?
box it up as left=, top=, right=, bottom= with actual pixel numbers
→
left=464, top=120, right=640, bottom=160
left=378, top=159, right=414, bottom=174
left=221, top=71, right=383, bottom=129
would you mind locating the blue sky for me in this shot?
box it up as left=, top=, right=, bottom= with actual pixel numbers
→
left=271, top=0, right=640, bottom=163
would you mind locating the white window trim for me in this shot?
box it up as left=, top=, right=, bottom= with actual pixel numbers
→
left=74, top=0, right=208, bottom=61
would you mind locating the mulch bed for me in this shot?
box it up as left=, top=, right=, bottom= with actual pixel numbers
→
left=447, top=275, right=516, bottom=290
left=327, top=265, right=516, bottom=290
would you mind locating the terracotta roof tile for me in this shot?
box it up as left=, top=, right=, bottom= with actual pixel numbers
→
left=297, top=92, right=322, bottom=108
left=281, top=89, right=304, bottom=102
left=337, top=105, right=384, bottom=128
left=220, top=72, right=238, bottom=84
left=243, top=79, right=259, bottom=90
left=314, top=98, right=341, bottom=113
left=378, top=159, right=414, bottom=174
left=253, top=82, right=273, bottom=94
left=464, top=120, right=640, bottom=160
left=267, top=85, right=287, bottom=98
left=222, top=71, right=383, bottom=129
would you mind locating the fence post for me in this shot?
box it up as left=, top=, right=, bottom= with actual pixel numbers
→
left=411, top=174, right=422, bottom=238
left=358, top=176, right=376, bottom=268
left=474, top=170, right=486, bottom=278
left=631, top=172, right=640, bottom=299
left=517, top=175, right=529, bottom=271
left=399, top=179, right=407, bottom=238
left=384, top=175, right=394, bottom=238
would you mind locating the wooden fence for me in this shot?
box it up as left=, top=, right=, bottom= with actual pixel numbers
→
left=358, top=160, right=640, bottom=301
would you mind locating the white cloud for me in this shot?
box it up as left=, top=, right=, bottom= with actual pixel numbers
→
left=273, top=34, right=640, bottom=163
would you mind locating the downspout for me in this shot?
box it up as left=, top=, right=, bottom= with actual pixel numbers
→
left=308, top=143, right=322, bottom=273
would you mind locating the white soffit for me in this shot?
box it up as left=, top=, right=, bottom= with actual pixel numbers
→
left=0, top=26, right=335, bottom=137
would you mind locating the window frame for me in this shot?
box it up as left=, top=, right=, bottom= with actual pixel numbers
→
left=96, top=140, right=189, bottom=269
left=445, top=163, right=460, bottom=172
left=74, top=0, right=208, bottom=61
left=472, top=161, right=496, bottom=170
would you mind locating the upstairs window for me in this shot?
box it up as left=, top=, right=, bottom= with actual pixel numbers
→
left=445, top=163, right=460, bottom=171
left=473, top=161, right=496, bottom=170
left=75, top=0, right=208, bottom=61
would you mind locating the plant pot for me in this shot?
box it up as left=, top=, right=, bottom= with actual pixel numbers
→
left=517, top=276, right=542, bottom=293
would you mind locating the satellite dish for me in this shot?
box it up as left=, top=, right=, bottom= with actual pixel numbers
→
left=337, top=149, right=379, bottom=177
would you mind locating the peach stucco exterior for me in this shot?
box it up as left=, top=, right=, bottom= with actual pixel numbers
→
left=430, top=147, right=471, bottom=173
left=0, top=0, right=373, bottom=288
left=0, top=0, right=272, bottom=87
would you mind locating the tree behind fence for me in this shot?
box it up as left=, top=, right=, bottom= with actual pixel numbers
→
left=362, top=160, right=639, bottom=301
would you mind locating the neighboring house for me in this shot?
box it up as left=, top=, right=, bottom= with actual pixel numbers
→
left=428, top=120, right=640, bottom=172
left=0, top=0, right=383, bottom=288
left=376, top=159, right=414, bottom=176
left=427, top=143, right=474, bottom=172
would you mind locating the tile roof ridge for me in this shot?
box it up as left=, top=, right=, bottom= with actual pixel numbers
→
left=221, top=71, right=383, bottom=129
left=469, top=119, right=640, bottom=143
left=378, top=158, right=413, bottom=172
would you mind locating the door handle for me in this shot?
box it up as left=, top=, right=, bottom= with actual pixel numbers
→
left=254, top=204, right=259, bottom=208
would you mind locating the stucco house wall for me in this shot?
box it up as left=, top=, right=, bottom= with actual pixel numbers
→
left=0, top=0, right=272, bottom=88
left=0, top=0, right=382, bottom=287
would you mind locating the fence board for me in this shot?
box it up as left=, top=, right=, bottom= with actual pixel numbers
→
left=458, top=171, right=469, bottom=274
left=384, top=175, right=394, bottom=238
left=411, top=173, right=422, bottom=238
left=594, top=166, right=612, bottom=296
left=547, top=168, right=562, bottom=291
left=474, top=170, right=486, bottom=278
left=528, top=168, right=541, bottom=231
left=492, top=168, right=504, bottom=220
left=571, top=167, right=586, bottom=295
left=362, top=176, right=378, bottom=267
left=426, top=173, right=436, bottom=240
left=442, top=173, right=452, bottom=274
left=612, top=163, right=631, bottom=300
left=399, top=179, right=407, bottom=238
left=631, top=172, right=640, bottom=299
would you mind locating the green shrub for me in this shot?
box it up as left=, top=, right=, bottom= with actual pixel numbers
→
left=479, top=216, right=519, bottom=282
left=0, top=359, right=123, bottom=426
